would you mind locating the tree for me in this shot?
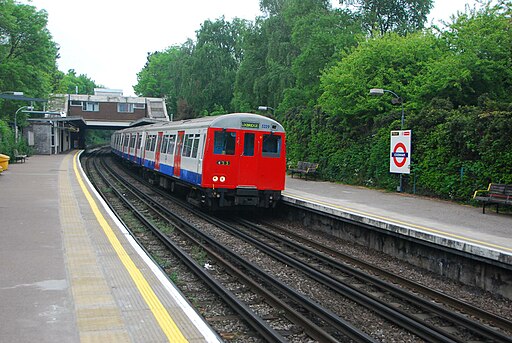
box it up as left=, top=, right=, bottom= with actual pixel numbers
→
left=339, top=0, right=434, bottom=36
left=0, top=0, right=59, bottom=119
left=135, top=18, right=249, bottom=118
left=413, top=0, right=512, bottom=107
left=54, top=69, right=99, bottom=95
left=0, top=0, right=59, bottom=95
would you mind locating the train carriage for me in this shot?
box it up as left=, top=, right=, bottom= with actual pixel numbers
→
left=111, top=113, right=286, bottom=209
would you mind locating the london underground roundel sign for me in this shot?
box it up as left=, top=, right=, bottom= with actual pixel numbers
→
left=390, top=130, right=411, bottom=174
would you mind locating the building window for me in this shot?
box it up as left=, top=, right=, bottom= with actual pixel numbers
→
left=70, top=100, right=82, bottom=106
left=83, top=102, right=99, bottom=112
left=133, top=103, right=145, bottom=110
left=117, top=103, right=134, bottom=113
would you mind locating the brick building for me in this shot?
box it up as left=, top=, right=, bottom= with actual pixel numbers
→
left=26, top=89, right=168, bottom=154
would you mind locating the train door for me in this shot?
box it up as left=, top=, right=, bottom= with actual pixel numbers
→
left=238, top=132, right=258, bottom=186
left=141, top=132, right=147, bottom=166
left=196, top=130, right=207, bottom=179
left=173, top=131, right=185, bottom=177
left=135, top=133, right=142, bottom=164
left=154, top=131, right=163, bottom=171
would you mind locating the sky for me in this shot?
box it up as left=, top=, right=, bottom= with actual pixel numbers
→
left=21, top=0, right=478, bottom=97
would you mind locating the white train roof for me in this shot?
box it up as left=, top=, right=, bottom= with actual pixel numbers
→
left=117, top=113, right=285, bottom=133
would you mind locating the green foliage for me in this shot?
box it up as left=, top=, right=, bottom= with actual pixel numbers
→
left=0, top=0, right=59, bottom=119
left=339, top=0, right=434, bottom=36
left=0, top=119, right=30, bottom=158
left=135, top=18, right=250, bottom=119
left=54, top=69, right=99, bottom=95
left=132, top=0, right=512, bottom=201
left=85, top=129, right=112, bottom=147
left=0, top=120, right=14, bottom=155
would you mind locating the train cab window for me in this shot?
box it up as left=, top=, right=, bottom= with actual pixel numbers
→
left=243, top=133, right=255, bottom=156
left=262, top=134, right=281, bottom=158
left=214, top=131, right=236, bottom=155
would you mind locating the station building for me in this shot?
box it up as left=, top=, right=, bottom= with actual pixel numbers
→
left=24, top=88, right=169, bottom=154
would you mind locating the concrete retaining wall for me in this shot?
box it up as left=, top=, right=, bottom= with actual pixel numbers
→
left=277, top=202, right=512, bottom=300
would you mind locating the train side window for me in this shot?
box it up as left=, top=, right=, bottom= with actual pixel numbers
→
left=182, top=134, right=193, bottom=157
left=244, top=133, right=255, bottom=156
left=262, top=134, right=281, bottom=158
left=214, top=131, right=236, bottom=155
left=150, top=135, right=157, bottom=151
left=191, top=134, right=201, bottom=158
left=167, top=135, right=176, bottom=155
left=137, top=135, right=142, bottom=150
left=161, top=135, right=169, bottom=154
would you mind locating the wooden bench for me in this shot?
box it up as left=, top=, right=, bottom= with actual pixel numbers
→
left=289, top=161, right=319, bottom=180
left=473, top=183, right=512, bottom=214
left=13, top=149, right=27, bottom=163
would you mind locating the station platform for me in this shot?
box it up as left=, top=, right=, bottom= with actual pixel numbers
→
left=283, top=176, right=512, bottom=266
left=0, top=152, right=221, bottom=343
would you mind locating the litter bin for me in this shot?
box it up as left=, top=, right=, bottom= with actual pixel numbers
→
left=0, top=154, right=10, bottom=171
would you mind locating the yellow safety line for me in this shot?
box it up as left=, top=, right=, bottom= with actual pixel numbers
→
left=72, top=151, right=188, bottom=343
left=284, top=191, right=512, bottom=253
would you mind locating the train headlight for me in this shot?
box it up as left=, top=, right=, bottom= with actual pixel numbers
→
left=220, top=176, right=226, bottom=182
left=212, top=176, right=219, bottom=182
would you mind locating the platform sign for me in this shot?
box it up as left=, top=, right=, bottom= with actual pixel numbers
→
left=390, top=130, right=411, bottom=174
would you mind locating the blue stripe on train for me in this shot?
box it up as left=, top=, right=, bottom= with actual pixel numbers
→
left=142, top=160, right=202, bottom=187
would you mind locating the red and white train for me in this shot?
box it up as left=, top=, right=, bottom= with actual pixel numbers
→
left=111, top=113, right=286, bottom=209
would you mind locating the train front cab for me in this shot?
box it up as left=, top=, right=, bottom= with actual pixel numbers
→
left=201, top=126, right=286, bottom=208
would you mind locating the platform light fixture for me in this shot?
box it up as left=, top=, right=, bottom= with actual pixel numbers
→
left=370, top=88, right=406, bottom=193
left=15, top=105, right=34, bottom=143
left=257, top=106, right=275, bottom=117
left=369, top=88, right=404, bottom=129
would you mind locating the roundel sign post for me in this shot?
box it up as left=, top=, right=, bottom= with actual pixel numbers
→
left=390, top=130, right=411, bottom=174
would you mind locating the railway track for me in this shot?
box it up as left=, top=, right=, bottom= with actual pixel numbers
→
left=83, top=149, right=512, bottom=342
left=229, top=218, right=512, bottom=343
left=84, top=150, right=374, bottom=342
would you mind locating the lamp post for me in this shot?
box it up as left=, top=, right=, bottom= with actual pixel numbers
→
left=369, top=88, right=404, bottom=129
left=369, top=88, right=406, bottom=192
left=15, top=105, right=33, bottom=143
left=258, top=106, right=275, bottom=118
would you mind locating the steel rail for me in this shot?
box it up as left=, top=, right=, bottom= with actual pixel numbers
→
left=259, top=219, right=512, bottom=334
left=102, top=153, right=377, bottom=343
left=197, top=216, right=464, bottom=343
left=86, top=152, right=288, bottom=343
left=237, top=218, right=512, bottom=343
